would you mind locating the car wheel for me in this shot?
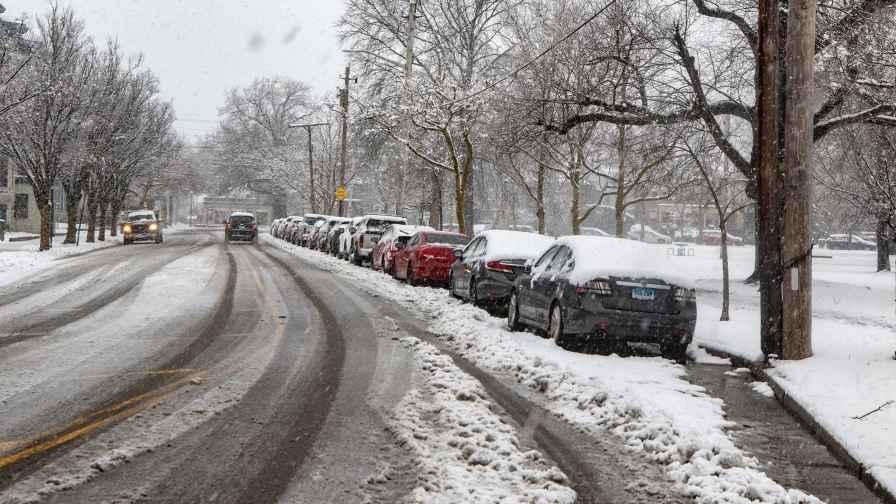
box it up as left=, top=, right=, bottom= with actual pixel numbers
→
left=352, top=249, right=362, bottom=266
left=406, top=262, right=417, bottom=286
left=449, top=271, right=459, bottom=298
left=661, top=341, right=690, bottom=363
left=381, top=255, right=388, bottom=274
left=469, top=278, right=480, bottom=307
left=549, top=303, right=569, bottom=349
left=507, top=290, right=523, bottom=331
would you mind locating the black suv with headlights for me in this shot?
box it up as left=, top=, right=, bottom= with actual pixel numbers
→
left=225, top=212, right=258, bottom=244
left=121, top=210, right=162, bottom=244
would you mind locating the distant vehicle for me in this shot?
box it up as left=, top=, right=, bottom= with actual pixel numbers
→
left=338, top=217, right=363, bottom=259
left=121, top=210, right=162, bottom=245
left=318, top=217, right=351, bottom=253
left=269, top=218, right=282, bottom=236
left=580, top=227, right=611, bottom=237
left=225, top=212, right=258, bottom=244
left=370, top=224, right=435, bottom=274
left=276, top=215, right=301, bottom=242
left=393, top=231, right=470, bottom=285
left=825, top=234, right=876, bottom=251
left=673, top=227, right=699, bottom=241
left=307, top=220, right=328, bottom=249
left=700, top=229, right=744, bottom=246
left=859, top=231, right=877, bottom=243
left=298, top=214, right=328, bottom=246
left=350, top=214, right=408, bottom=266
left=449, top=230, right=554, bottom=307
left=506, top=224, right=535, bottom=233
left=627, top=225, right=672, bottom=244
left=507, top=236, right=696, bottom=361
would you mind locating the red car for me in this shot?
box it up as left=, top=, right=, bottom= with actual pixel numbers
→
left=371, top=224, right=434, bottom=274
left=393, top=231, right=471, bottom=285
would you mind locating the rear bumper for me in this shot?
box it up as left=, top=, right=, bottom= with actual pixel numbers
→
left=563, top=306, right=696, bottom=345
left=227, top=230, right=256, bottom=241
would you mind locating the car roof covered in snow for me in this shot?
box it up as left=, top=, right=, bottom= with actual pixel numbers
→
left=393, top=224, right=435, bottom=236
left=230, top=212, right=254, bottom=218
left=556, top=235, right=694, bottom=289
left=477, top=230, right=555, bottom=262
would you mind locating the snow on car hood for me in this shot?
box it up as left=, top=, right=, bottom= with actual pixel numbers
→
left=479, top=230, right=555, bottom=262
left=559, top=236, right=695, bottom=289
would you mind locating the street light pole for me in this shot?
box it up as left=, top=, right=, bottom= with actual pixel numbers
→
left=339, top=66, right=352, bottom=218
left=289, top=122, right=328, bottom=214
left=396, top=1, right=417, bottom=219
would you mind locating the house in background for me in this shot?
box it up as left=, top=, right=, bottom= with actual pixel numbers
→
left=0, top=158, right=41, bottom=234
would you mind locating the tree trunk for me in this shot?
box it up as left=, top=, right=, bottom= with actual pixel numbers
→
left=109, top=197, right=121, bottom=238
left=86, top=196, right=97, bottom=243
left=63, top=188, right=81, bottom=244
left=98, top=199, right=108, bottom=242
left=877, top=217, right=892, bottom=272
left=570, top=162, right=581, bottom=235
left=720, top=218, right=730, bottom=321
left=614, top=125, right=627, bottom=237
left=38, top=197, right=53, bottom=252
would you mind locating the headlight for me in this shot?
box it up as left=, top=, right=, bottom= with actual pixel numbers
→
left=149, top=223, right=158, bottom=231
left=123, top=225, right=132, bottom=233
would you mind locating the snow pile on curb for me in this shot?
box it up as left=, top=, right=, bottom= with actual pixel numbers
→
left=266, top=236, right=823, bottom=503
left=391, top=336, right=576, bottom=504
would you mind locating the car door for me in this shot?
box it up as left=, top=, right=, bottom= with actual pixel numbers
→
left=518, top=245, right=559, bottom=321
left=397, top=234, right=420, bottom=279
left=455, top=237, right=483, bottom=296
left=530, top=246, right=571, bottom=327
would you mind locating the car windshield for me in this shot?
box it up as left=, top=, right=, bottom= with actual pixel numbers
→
left=1, top=4, right=890, bottom=504
left=423, top=234, right=469, bottom=246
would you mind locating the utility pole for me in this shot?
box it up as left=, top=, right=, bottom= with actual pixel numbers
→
left=338, top=66, right=354, bottom=218
left=755, top=0, right=785, bottom=359
left=395, top=1, right=417, bottom=218
left=782, top=0, right=815, bottom=360
left=288, top=122, right=328, bottom=214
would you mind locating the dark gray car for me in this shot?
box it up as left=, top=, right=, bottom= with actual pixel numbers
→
left=507, top=236, right=696, bottom=360
left=449, top=230, right=554, bottom=307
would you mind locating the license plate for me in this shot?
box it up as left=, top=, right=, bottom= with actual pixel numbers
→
left=631, top=287, right=655, bottom=301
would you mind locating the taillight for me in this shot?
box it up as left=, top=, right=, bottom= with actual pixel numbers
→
left=576, top=280, right=612, bottom=295
left=253, top=223, right=257, bottom=229
left=486, top=261, right=514, bottom=274
left=673, top=288, right=697, bottom=303
left=226, top=222, right=231, bottom=228
left=360, top=236, right=364, bottom=248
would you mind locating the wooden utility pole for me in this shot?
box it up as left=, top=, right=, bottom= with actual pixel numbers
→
left=395, top=1, right=417, bottom=218
left=755, top=0, right=785, bottom=359
left=338, top=66, right=352, bottom=218
left=782, top=0, right=815, bottom=359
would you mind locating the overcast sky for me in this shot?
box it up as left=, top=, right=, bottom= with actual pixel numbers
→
left=5, top=1, right=347, bottom=142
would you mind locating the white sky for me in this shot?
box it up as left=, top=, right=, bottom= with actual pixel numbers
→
left=4, top=1, right=347, bottom=142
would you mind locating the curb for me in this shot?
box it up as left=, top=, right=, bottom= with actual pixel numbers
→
left=699, top=345, right=895, bottom=504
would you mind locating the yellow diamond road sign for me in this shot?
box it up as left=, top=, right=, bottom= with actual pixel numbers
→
left=335, top=187, right=348, bottom=201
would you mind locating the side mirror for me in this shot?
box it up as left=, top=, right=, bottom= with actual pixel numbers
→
left=524, top=264, right=532, bottom=275
left=394, top=242, right=405, bottom=250
left=349, top=227, right=356, bottom=234
left=452, top=248, right=463, bottom=257
left=371, top=236, right=379, bottom=243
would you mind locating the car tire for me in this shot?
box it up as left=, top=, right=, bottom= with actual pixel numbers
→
left=381, top=255, right=388, bottom=274
left=352, top=248, right=362, bottom=266
left=549, top=303, right=569, bottom=349
left=469, top=278, right=480, bottom=307
left=406, top=262, right=417, bottom=286
left=507, top=290, right=523, bottom=331
left=661, top=341, right=689, bottom=363
left=449, top=271, right=460, bottom=298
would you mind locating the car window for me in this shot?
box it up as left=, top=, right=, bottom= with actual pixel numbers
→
left=546, top=246, right=571, bottom=272
left=464, top=237, right=482, bottom=256
left=381, top=228, right=393, bottom=241
left=230, top=216, right=254, bottom=226
left=533, top=245, right=559, bottom=270
left=407, top=234, right=420, bottom=247
left=470, top=237, right=487, bottom=256
left=423, top=234, right=470, bottom=246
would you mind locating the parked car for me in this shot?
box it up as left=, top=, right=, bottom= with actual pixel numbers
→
left=328, top=222, right=352, bottom=256
left=859, top=231, right=877, bottom=243
left=370, top=224, right=435, bottom=274
left=225, top=212, right=258, bottom=244
left=338, top=217, right=363, bottom=259
left=825, top=234, right=876, bottom=250
left=700, top=229, right=744, bottom=246
left=449, top=230, right=554, bottom=307
left=318, top=217, right=351, bottom=252
left=121, top=210, right=162, bottom=245
left=269, top=218, right=282, bottom=237
left=350, top=214, right=409, bottom=265
left=276, top=215, right=301, bottom=241
left=307, top=220, right=328, bottom=249
left=627, top=225, right=672, bottom=244
left=580, top=227, right=611, bottom=237
left=298, top=214, right=328, bottom=246
left=392, top=231, right=471, bottom=285
left=506, top=236, right=696, bottom=360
